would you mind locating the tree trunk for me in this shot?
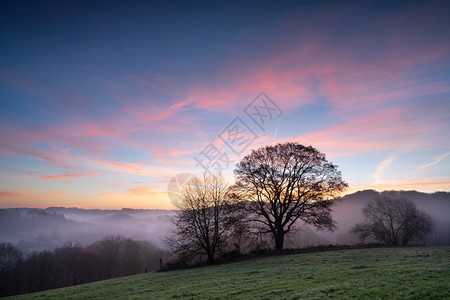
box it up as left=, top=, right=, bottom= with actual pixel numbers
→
left=207, top=253, right=215, bottom=265
left=274, top=233, right=284, bottom=250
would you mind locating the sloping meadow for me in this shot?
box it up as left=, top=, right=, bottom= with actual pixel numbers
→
left=12, top=247, right=450, bottom=299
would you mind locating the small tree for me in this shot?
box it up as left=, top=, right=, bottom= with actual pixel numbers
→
left=0, top=242, right=21, bottom=276
left=100, top=235, right=124, bottom=278
left=352, top=196, right=434, bottom=245
left=166, top=174, right=240, bottom=265
left=0, top=242, right=22, bottom=297
left=233, top=142, right=348, bottom=250
left=120, top=238, right=144, bottom=276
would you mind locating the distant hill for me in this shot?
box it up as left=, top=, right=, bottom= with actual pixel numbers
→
left=321, top=190, right=450, bottom=245
left=283, top=190, right=450, bottom=247
left=1, top=190, right=449, bottom=252
left=99, top=212, right=136, bottom=223
left=0, top=207, right=175, bottom=252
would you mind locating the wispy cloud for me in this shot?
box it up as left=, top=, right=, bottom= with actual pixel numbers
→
left=39, top=172, right=96, bottom=180
left=416, top=152, right=450, bottom=171
left=373, top=153, right=401, bottom=184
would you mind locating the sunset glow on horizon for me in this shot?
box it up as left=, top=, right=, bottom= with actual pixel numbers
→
left=1, top=0, right=449, bottom=209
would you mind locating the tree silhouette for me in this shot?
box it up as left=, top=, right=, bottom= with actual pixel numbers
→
left=352, top=196, right=434, bottom=245
left=233, top=142, right=347, bottom=250
left=100, top=235, right=124, bottom=278
left=0, top=242, right=22, bottom=297
left=166, top=175, right=241, bottom=265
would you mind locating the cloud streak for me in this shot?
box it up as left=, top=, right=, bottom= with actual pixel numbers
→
left=416, top=152, right=450, bottom=171
left=39, top=172, right=96, bottom=180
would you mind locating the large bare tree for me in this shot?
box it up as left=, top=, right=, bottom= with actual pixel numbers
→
left=233, top=142, right=347, bottom=250
left=167, top=175, right=241, bottom=265
left=352, top=196, right=434, bottom=245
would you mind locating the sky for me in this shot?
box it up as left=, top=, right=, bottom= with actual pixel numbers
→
left=0, top=0, right=449, bottom=209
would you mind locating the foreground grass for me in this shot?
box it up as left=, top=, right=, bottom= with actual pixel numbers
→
left=11, top=247, right=450, bottom=299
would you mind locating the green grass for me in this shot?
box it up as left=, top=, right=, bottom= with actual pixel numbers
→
left=10, top=247, right=450, bottom=299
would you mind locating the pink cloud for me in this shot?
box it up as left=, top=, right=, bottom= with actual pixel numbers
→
left=75, top=122, right=141, bottom=137
left=128, top=186, right=159, bottom=195
left=39, top=172, right=96, bottom=180
left=96, top=159, right=144, bottom=174
left=281, top=103, right=449, bottom=157
left=402, top=181, right=450, bottom=187
left=0, top=190, right=70, bottom=208
left=96, top=187, right=172, bottom=209
left=154, top=157, right=193, bottom=166
left=94, top=158, right=184, bottom=179
left=167, top=15, right=450, bottom=119
left=168, top=149, right=198, bottom=156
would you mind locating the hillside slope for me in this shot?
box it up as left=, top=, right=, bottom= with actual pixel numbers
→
left=302, top=190, right=450, bottom=246
left=11, top=247, right=450, bottom=299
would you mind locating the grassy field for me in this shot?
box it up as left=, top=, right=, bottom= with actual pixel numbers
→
left=10, top=247, right=450, bottom=299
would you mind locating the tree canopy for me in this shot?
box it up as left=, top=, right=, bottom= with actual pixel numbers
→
left=166, top=175, right=241, bottom=265
left=232, top=142, right=348, bottom=250
left=352, top=196, right=434, bottom=245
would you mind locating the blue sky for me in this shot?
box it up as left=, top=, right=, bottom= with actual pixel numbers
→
left=1, top=0, right=449, bottom=208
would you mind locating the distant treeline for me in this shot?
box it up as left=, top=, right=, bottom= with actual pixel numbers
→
left=0, top=236, right=167, bottom=298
